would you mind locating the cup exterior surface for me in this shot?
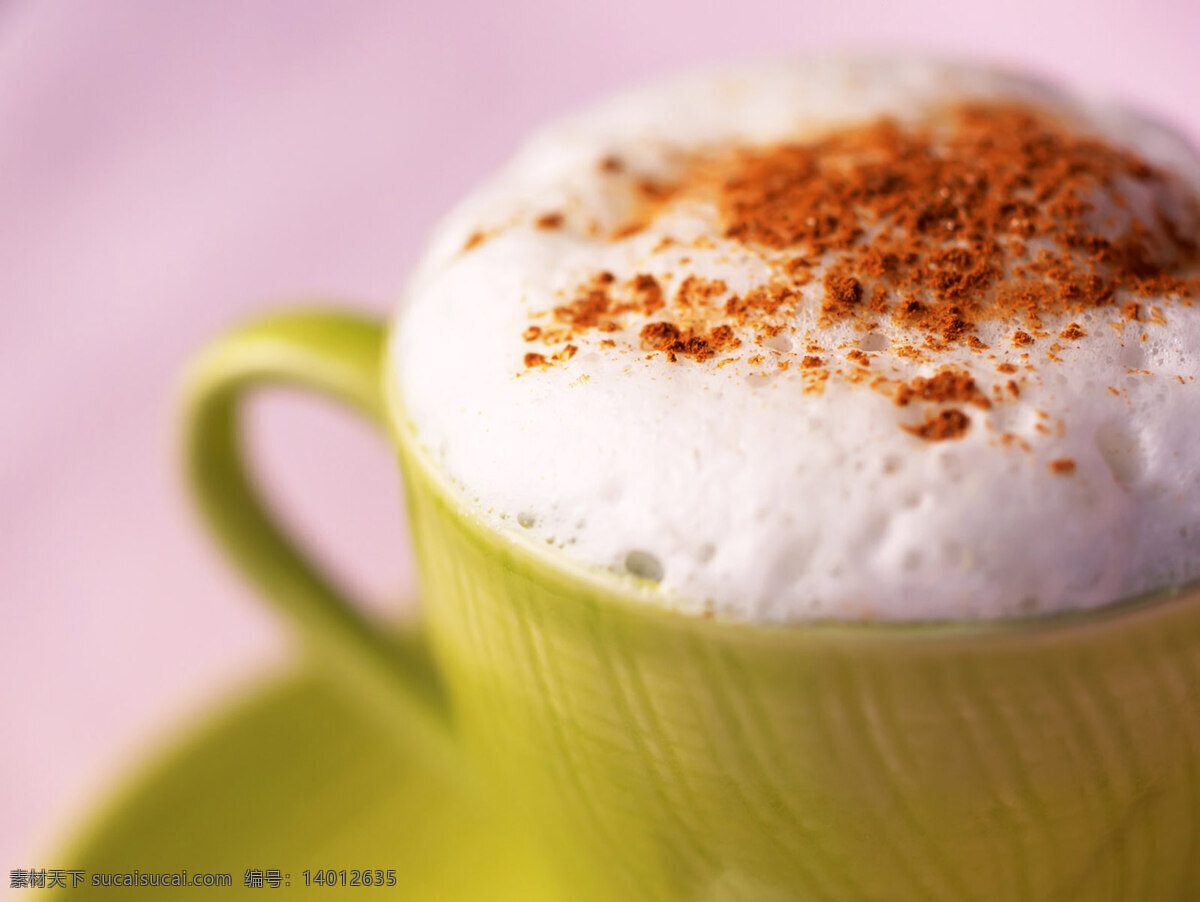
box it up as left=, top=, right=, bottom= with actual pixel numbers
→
left=387, top=375, right=1200, bottom=902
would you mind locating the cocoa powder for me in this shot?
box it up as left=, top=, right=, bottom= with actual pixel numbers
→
left=517, top=102, right=1200, bottom=445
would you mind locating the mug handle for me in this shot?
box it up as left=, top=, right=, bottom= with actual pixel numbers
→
left=181, top=309, right=459, bottom=771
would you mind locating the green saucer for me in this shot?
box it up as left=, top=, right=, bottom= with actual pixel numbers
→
left=46, top=669, right=558, bottom=899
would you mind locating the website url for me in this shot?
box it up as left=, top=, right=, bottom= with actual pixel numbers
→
left=90, top=870, right=232, bottom=887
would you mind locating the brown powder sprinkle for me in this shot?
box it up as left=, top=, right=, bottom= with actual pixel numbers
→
left=709, top=105, right=1199, bottom=333
left=823, top=271, right=864, bottom=317
left=902, top=409, right=972, bottom=441
left=585, top=103, right=1197, bottom=348
left=639, top=321, right=739, bottom=362
left=1049, top=458, right=1077, bottom=475
left=894, top=369, right=992, bottom=409
left=676, top=276, right=729, bottom=308
left=1011, top=330, right=1035, bottom=347
left=515, top=100, right=1200, bottom=447
left=599, top=154, right=625, bottom=173
left=1059, top=322, right=1087, bottom=340
left=525, top=103, right=1199, bottom=356
left=631, top=273, right=664, bottom=314
left=640, top=321, right=681, bottom=348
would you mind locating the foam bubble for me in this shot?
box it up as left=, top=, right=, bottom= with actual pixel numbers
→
left=624, top=550, right=664, bottom=583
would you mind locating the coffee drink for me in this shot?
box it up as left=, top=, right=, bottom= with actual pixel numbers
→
left=184, top=56, right=1200, bottom=901
left=391, top=57, right=1200, bottom=623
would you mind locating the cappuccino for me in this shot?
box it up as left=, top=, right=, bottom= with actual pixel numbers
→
left=391, top=58, right=1200, bottom=622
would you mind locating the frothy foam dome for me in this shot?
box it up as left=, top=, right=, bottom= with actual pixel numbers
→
left=391, top=58, right=1200, bottom=622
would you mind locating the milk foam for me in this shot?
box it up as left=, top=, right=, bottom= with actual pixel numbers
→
left=390, top=58, right=1200, bottom=621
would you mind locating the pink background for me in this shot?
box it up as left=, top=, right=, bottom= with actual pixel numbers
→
left=2, top=0, right=1198, bottom=867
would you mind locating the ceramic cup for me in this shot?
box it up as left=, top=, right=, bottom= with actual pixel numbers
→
left=182, top=309, right=1200, bottom=901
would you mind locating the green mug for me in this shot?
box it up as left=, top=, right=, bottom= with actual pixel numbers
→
left=182, top=308, right=1200, bottom=901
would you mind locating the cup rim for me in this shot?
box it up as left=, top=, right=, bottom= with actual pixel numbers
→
left=381, top=329, right=1200, bottom=644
